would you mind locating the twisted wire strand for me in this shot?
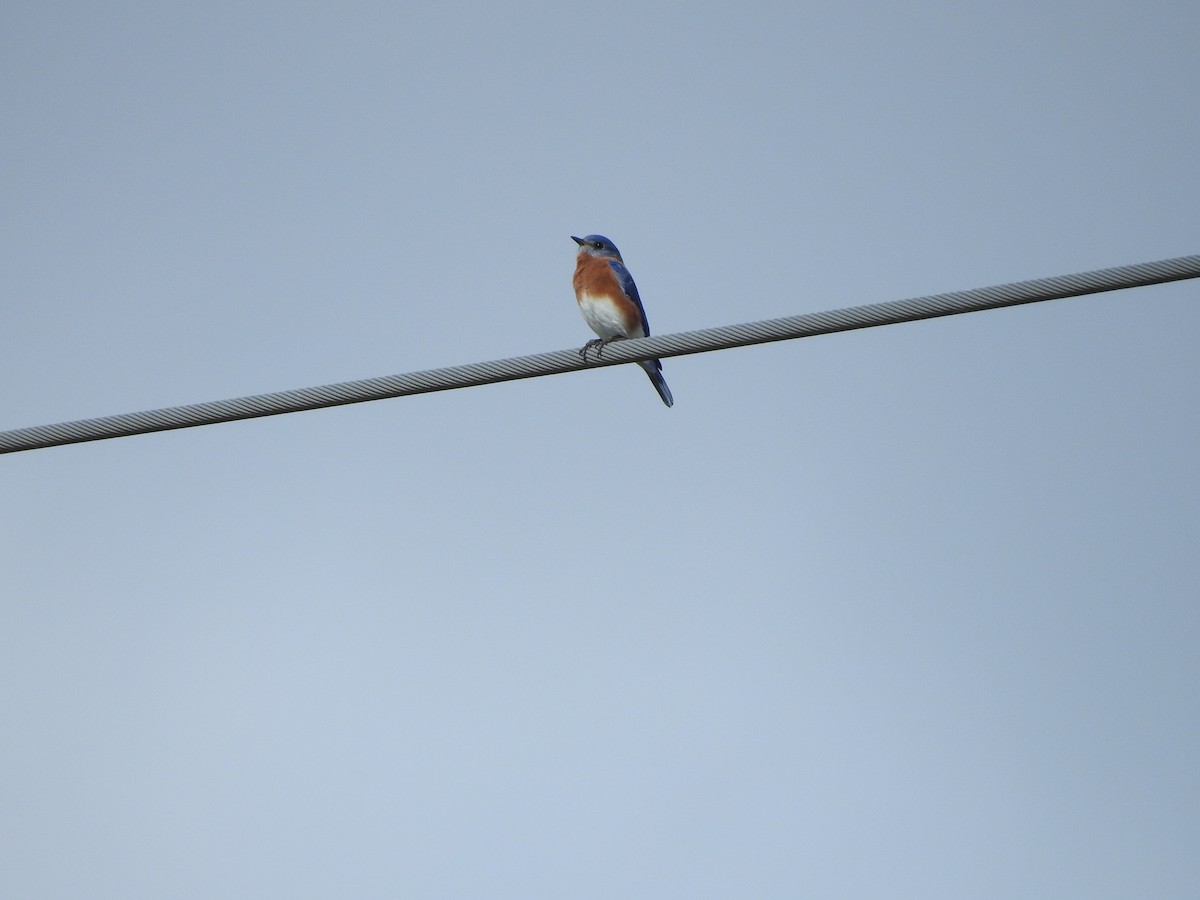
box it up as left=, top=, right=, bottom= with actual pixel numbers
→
left=3, top=254, right=1197, bottom=454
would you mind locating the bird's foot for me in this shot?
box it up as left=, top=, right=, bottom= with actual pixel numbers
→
left=579, top=337, right=624, bottom=360
left=578, top=339, right=603, bottom=360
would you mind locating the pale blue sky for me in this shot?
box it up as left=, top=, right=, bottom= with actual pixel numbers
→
left=2, top=2, right=1198, bottom=897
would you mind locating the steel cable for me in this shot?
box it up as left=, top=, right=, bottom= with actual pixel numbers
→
left=2, top=254, right=1197, bottom=454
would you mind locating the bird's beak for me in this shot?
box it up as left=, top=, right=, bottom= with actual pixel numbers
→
left=570, top=235, right=585, bottom=246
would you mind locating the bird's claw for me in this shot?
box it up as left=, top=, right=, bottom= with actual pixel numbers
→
left=578, top=337, right=616, bottom=361
left=578, top=336, right=626, bottom=361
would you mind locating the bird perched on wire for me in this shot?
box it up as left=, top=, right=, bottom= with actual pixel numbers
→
left=570, top=234, right=674, bottom=407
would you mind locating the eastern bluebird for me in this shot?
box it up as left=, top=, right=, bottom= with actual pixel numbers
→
left=571, top=234, right=674, bottom=407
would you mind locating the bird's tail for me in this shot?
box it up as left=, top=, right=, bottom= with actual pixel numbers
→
left=640, top=359, right=674, bottom=408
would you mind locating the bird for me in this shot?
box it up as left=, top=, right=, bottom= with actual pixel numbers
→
left=570, top=234, right=674, bottom=407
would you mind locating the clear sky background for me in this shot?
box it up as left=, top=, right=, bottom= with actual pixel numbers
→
left=2, top=3, right=1197, bottom=897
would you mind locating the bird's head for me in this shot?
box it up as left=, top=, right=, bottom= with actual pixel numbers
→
left=571, top=234, right=623, bottom=261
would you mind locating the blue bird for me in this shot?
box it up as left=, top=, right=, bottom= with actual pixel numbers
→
left=571, top=234, right=673, bottom=407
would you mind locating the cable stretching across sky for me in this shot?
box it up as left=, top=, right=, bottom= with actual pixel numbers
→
left=1, top=254, right=1197, bottom=455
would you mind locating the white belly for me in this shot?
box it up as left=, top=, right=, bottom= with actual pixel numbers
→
left=577, top=292, right=643, bottom=340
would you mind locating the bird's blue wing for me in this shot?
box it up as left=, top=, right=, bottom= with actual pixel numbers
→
left=608, top=260, right=652, bottom=336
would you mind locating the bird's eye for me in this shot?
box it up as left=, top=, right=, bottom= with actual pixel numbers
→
left=593, top=241, right=603, bottom=249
